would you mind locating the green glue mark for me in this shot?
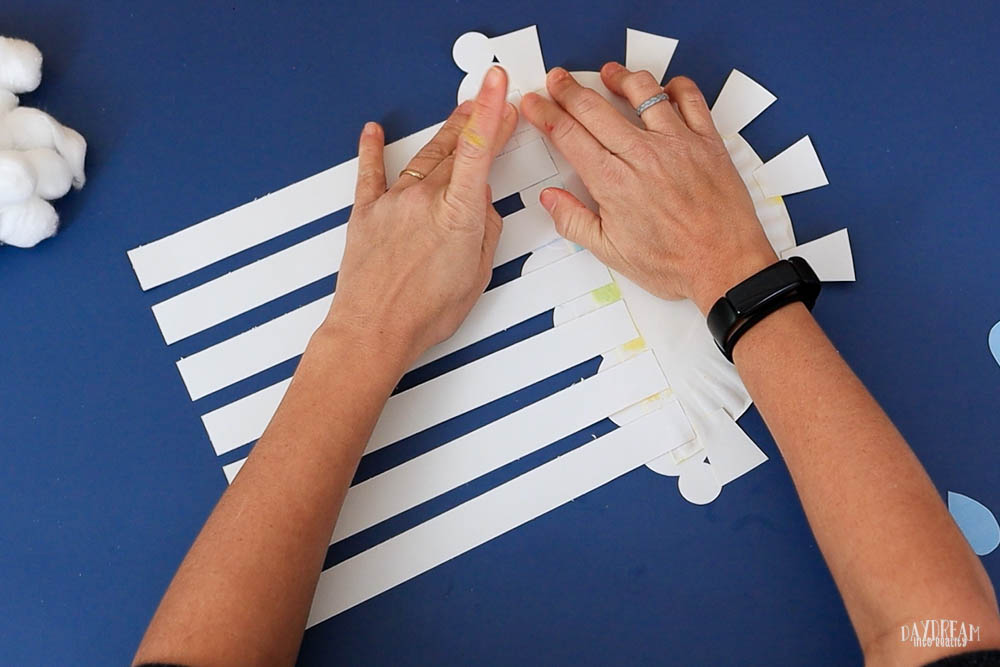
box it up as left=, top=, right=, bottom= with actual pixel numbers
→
left=590, top=282, right=621, bottom=305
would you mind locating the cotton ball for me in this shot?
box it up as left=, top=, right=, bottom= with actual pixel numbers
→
left=22, top=148, right=73, bottom=200
left=0, top=150, right=37, bottom=206
left=0, top=196, right=58, bottom=248
left=0, top=37, right=43, bottom=94
left=2, top=107, right=86, bottom=187
left=0, top=90, right=17, bottom=113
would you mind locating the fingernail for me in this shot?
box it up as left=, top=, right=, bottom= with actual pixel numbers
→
left=485, top=65, right=505, bottom=88
left=539, top=188, right=557, bottom=210
left=503, top=102, right=516, bottom=119
left=604, top=62, right=624, bottom=74
left=548, top=67, right=567, bottom=81
left=363, top=121, right=378, bottom=135
left=458, top=100, right=474, bottom=113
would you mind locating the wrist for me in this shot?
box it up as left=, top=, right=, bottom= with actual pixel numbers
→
left=309, top=317, right=415, bottom=384
left=691, top=248, right=778, bottom=315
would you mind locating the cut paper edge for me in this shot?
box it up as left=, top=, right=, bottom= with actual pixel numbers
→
left=753, top=135, right=829, bottom=198
left=331, top=351, right=668, bottom=542
left=710, top=69, right=777, bottom=138
left=988, top=321, right=1000, bottom=369
left=780, top=228, right=855, bottom=282
left=948, top=491, right=1000, bottom=557
left=307, top=405, right=691, bottom=626
left=624, top=29, right=679, bottom=85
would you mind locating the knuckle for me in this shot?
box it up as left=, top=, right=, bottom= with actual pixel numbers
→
left=550, top=116, right=578, bottom=144
left=572, top=89, right=603, bottom=116
left=416, top=142, right=451, bottom=163
left=625, top=71, right=658, bottom=95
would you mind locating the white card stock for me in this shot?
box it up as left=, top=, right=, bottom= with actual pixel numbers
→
left=176, top=233, right=602, bottom=401
left=306, top=404, right=691, bottom=626
left=695, top=408, right=768, bottom=486
left=489, top=26, right=547, bottom=96
left=151, top=139, right=559, bottom=344
left=330, top=351, right=667, bottom=541
left=625, top=28, right=679, bottom=85
left=781, top=228, right=855, bottom=282
left=753, top=136, right=829, bottom=198
left=710, top=70, right=777, bottom=138
left=202, top=300, right=637, bottom=456
left=127, top=123, right=443, bottom=290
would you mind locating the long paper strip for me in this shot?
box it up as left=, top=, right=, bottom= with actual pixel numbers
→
left=332, top=351, right=666, bottom=542
left=780, top=228, right=855, bottom=282
left=710, top=69, right=777, bottom=138
left=753, top=136, right=828, bottom=198
left=625, top=28, right=679, bottom=85
left=203, top=300, right=637, bottom=456
left=306, top=404, right=691, bottom=626
left=127, top=123, right=443, bottom=291
left=176, top=223, right=589, bottom=401
left=151, top=139, right=559, bottom=344
left=367, top=300, right=635, bottom=451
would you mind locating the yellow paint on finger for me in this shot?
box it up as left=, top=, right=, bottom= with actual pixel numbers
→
left=461, top=123, right=487, bottom=149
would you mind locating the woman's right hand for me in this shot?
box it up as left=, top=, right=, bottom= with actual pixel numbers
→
left=520, top=63, right=778, bottom=314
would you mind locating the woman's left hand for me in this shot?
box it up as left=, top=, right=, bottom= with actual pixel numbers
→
left=324, top=66, right=518, bottom=372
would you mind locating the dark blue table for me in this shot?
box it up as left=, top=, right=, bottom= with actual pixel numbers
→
left=2, top=2, right=998, bottom=664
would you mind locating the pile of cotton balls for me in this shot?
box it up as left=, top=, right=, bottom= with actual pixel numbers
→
left=0, top=36, right=87, bottom=248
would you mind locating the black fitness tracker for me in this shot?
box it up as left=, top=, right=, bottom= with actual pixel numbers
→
left=706, top=256, right=821, bottom=362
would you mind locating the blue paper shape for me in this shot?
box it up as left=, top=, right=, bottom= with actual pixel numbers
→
left=948, top=491, right=1000, bottom=556
left=990, top=321, right=1000, bottom=368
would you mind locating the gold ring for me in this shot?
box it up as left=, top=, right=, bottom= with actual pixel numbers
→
left=399, top=168, right=425, bottom=180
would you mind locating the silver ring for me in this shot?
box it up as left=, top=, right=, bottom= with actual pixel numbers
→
left=635, top=92, right=669, bottom=116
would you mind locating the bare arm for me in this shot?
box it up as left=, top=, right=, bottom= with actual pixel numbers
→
left=521, top=63, right=1000, bottom=665
left=133, top=66, right=517, bottom=667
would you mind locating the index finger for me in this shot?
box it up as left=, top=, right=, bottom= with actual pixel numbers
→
left=446, top=66, right=510, bottom=207
left=520, top=90, right=610, bottom=186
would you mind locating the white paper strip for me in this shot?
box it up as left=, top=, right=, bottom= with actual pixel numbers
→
left=368, top=299, right=636, bottom=452
left=331, top=351, right=667, bottom=542
left=411, top=251, right=610, bottom=367
left=780, top=228, right=855, bottom=282
left=176, top=226, right=593, bottom=401
left=710, top=69, right=777, bottom=138
left=492, top=204, right=558, bottom=266
left=127, top=123, right=443, bottom=291
left=149, top=139, right=559, bottom=344
left=203, top=300, right=638, bottom=456
left=625, top=28, right=679, bottom=85
left=307, top=403, right=690, bottom=626
left=753, top=136, right=828, bottom=198
left=202, top=378, right=292, bottom=457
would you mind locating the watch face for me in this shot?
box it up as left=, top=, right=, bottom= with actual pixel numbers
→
left=727, top=261, right=802, bottom=316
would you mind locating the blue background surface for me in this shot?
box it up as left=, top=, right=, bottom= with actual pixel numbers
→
left=2, top=1, right=999, bottom=664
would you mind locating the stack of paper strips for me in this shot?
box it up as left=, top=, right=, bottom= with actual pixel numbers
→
left=126, top=26, right=856, bottom=627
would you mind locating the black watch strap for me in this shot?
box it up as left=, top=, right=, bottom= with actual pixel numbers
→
left=706, top=256, right=821, bottom=362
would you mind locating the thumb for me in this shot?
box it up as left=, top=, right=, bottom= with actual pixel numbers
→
left=539, top=187, right=604, bottom=252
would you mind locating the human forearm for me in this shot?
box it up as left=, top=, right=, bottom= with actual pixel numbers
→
left=731, top=303, right=1000, bottom=663
left=133, top=325, right=405, bottom=666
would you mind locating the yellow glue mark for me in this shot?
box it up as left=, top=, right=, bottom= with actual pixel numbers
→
left=590, top=282, right=621, bottom=305
left=622, top=336, right=646, bottom=353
